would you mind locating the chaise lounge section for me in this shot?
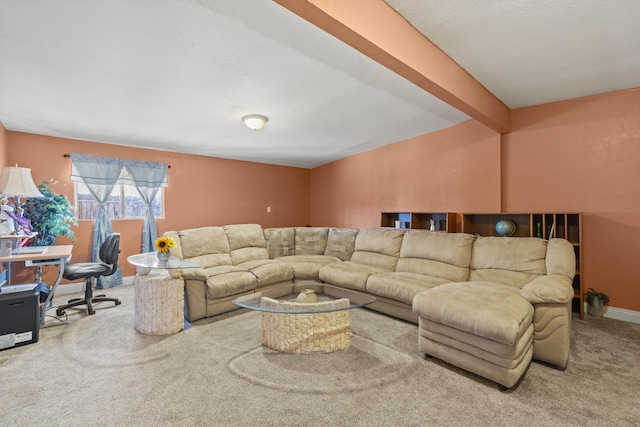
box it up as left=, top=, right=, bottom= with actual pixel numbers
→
left=412, top=237, right=575, bottom=388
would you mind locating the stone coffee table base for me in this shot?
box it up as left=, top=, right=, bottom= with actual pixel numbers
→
left=260, top=296, right=350, bottom=354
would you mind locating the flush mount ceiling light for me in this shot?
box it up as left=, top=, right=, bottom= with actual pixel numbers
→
left=242, top=114, right=268, bottom=130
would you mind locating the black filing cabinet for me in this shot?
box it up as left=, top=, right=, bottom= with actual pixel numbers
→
left=0, top=284, right=40, bottom=351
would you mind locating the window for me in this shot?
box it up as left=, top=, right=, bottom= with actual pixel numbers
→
left=75, top=182, right=163, bottom=220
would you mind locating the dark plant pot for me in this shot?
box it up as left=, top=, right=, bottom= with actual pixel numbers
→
left=587, top=299, right=608, bottom=318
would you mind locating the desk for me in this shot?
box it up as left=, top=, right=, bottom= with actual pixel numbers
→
left=0, top=245, right=73, bottom=326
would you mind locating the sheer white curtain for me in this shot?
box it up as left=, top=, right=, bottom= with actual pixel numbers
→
left=122, top=160, right=168, bottom=252
left=70, top=153, right=168, bottom=287
left=70, top=153, right=124, bottom=288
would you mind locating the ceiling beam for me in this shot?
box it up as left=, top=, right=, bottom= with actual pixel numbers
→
left=274, top=0, right=511, bottom=133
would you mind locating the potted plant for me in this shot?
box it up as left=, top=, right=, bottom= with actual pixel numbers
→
left=23, top=181, right=77, bottom=247
left=586, top=288, right=609, bottom=318
left=22, top=181, right=77, bottom=287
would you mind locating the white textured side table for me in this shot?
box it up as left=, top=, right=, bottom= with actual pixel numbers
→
left=134, top=270, right=184, bottom=335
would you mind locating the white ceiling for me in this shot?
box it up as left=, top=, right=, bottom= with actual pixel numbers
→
left=1, top=1, right=639, bottom=169
left=385, top=0, right=640, bottom=109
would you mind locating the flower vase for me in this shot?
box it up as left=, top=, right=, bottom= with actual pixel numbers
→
left=156, top=251, right=170, bottom=262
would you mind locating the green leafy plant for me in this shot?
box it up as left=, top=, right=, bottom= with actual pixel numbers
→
left=586, top=288, right=609, bottom=306
left=23, top=181, right=78, bottom=246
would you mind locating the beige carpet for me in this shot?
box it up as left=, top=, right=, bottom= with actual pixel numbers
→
left=0, top=284, right=638, bottom=426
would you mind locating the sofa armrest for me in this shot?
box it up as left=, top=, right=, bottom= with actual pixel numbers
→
left=520, top=275, right=574, bottom=304
left=181, top=267, right=208, bottom=281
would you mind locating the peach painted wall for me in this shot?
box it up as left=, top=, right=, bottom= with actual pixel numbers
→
left=310, top=119, right=501, bottom=227
left=0, top=121, right=7, bottom=166
left=7, top=132, right=310, bottom=285
left=503, top=88, right=640, bottom=312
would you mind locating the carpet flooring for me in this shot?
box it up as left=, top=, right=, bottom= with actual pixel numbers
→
left=0, top=284, right=638, bottom=426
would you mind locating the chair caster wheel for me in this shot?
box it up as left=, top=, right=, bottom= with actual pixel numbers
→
left=88, top=309, right=96, bottom=315
left=56, top=308, right=65, bottom=316
left=115, top=300, right=122, bottom=306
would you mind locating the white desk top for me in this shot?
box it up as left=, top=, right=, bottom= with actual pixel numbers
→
left=0, top=245, right=73, bottom=262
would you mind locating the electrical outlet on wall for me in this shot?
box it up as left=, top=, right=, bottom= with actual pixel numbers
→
left=266, top=206, right=271, bottom=213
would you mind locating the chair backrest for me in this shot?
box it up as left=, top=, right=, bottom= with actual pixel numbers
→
left=98, top=233, right=120, bottom=276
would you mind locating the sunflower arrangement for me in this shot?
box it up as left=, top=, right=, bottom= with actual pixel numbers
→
left=154, top=236, right=176, bottom=254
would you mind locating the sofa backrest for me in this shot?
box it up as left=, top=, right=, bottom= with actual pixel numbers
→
left=469, top=236, right=548, bottom=287
left=263, top=227, right=359, bottom=261
left=162, top=231, right=183, bottom=258
left=324, top=227, right=359, bottom=261
left=350, top=227, right=405, bottom=270
left=545, top=238, right=576, bottom=280
left=397, top=230, right=475, bottom=282
left=294, top=227, right=328, bottom=255
left=223, top=224, right=269, bottom=265
left=166, top=227, right=232, bottom=268
left=263, top=227, right=295, bottom=258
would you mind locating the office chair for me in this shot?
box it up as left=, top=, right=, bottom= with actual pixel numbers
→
left=56, top=233, right=122, bottom=316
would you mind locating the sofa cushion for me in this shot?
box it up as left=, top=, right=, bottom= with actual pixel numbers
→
left=275, top=254, right=341, bottom=280
left=324, top=228, right=359, bottom=261
left=413, top=282, right=533, bottom=347
left=204, top=266, right=257, bottom=299
left=366, top=272, right=447, bottom=305
left=397, top=231, right=475, bottom=282
left=350, top=228, right=405, bottom=271
left=294, top=227, right=329, bottom=255
left=469, top=236, right=548, bottom=287
left=224, top=224, right=269, bottom=265
left=177, top=227, right=232, bottom=268
left=264, top=228, right=295, bottom=258
left=319, top=261, right=386, bottom=291
left=237, top=259, right=294, bottom=287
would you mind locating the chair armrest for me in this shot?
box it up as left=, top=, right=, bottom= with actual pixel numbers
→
left=181, top=267, right=208, bottom=281
left=520, top=275, right=574, bottom=304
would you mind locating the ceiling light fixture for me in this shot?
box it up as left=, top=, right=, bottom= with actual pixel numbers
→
left=242, top=114, right=268, bottom=130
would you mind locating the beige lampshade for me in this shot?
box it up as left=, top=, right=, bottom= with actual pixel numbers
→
left=0, top=166, right=43, bottom=198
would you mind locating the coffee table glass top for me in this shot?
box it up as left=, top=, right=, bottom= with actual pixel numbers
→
left=233, top=282, right=376, bottom=314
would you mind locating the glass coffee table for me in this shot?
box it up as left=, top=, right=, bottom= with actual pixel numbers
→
left=233, top=282, right=376, bottom=354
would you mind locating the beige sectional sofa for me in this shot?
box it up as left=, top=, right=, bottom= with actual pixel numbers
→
left=162, top=223, right=576, bottom=389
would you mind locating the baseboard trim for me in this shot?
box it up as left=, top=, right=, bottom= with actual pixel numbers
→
left=54, top=276, right=134, bottom=296
left=604, top=307, right=640, bottom=324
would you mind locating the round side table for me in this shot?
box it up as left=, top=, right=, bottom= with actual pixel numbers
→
left=134, top=271, right=184, bottom=335
left=127, top=253, right=201, bottom=335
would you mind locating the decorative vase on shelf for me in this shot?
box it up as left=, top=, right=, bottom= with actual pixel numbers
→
left=156, top=251, right=170, bottom=262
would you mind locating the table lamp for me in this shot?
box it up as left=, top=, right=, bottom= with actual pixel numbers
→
left=0, top=166, right=43, bottom=235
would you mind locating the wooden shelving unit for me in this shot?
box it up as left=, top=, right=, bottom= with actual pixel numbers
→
left=458, top=213, right=584, bottom=319
left=380, top=212, right=455, bottom=232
